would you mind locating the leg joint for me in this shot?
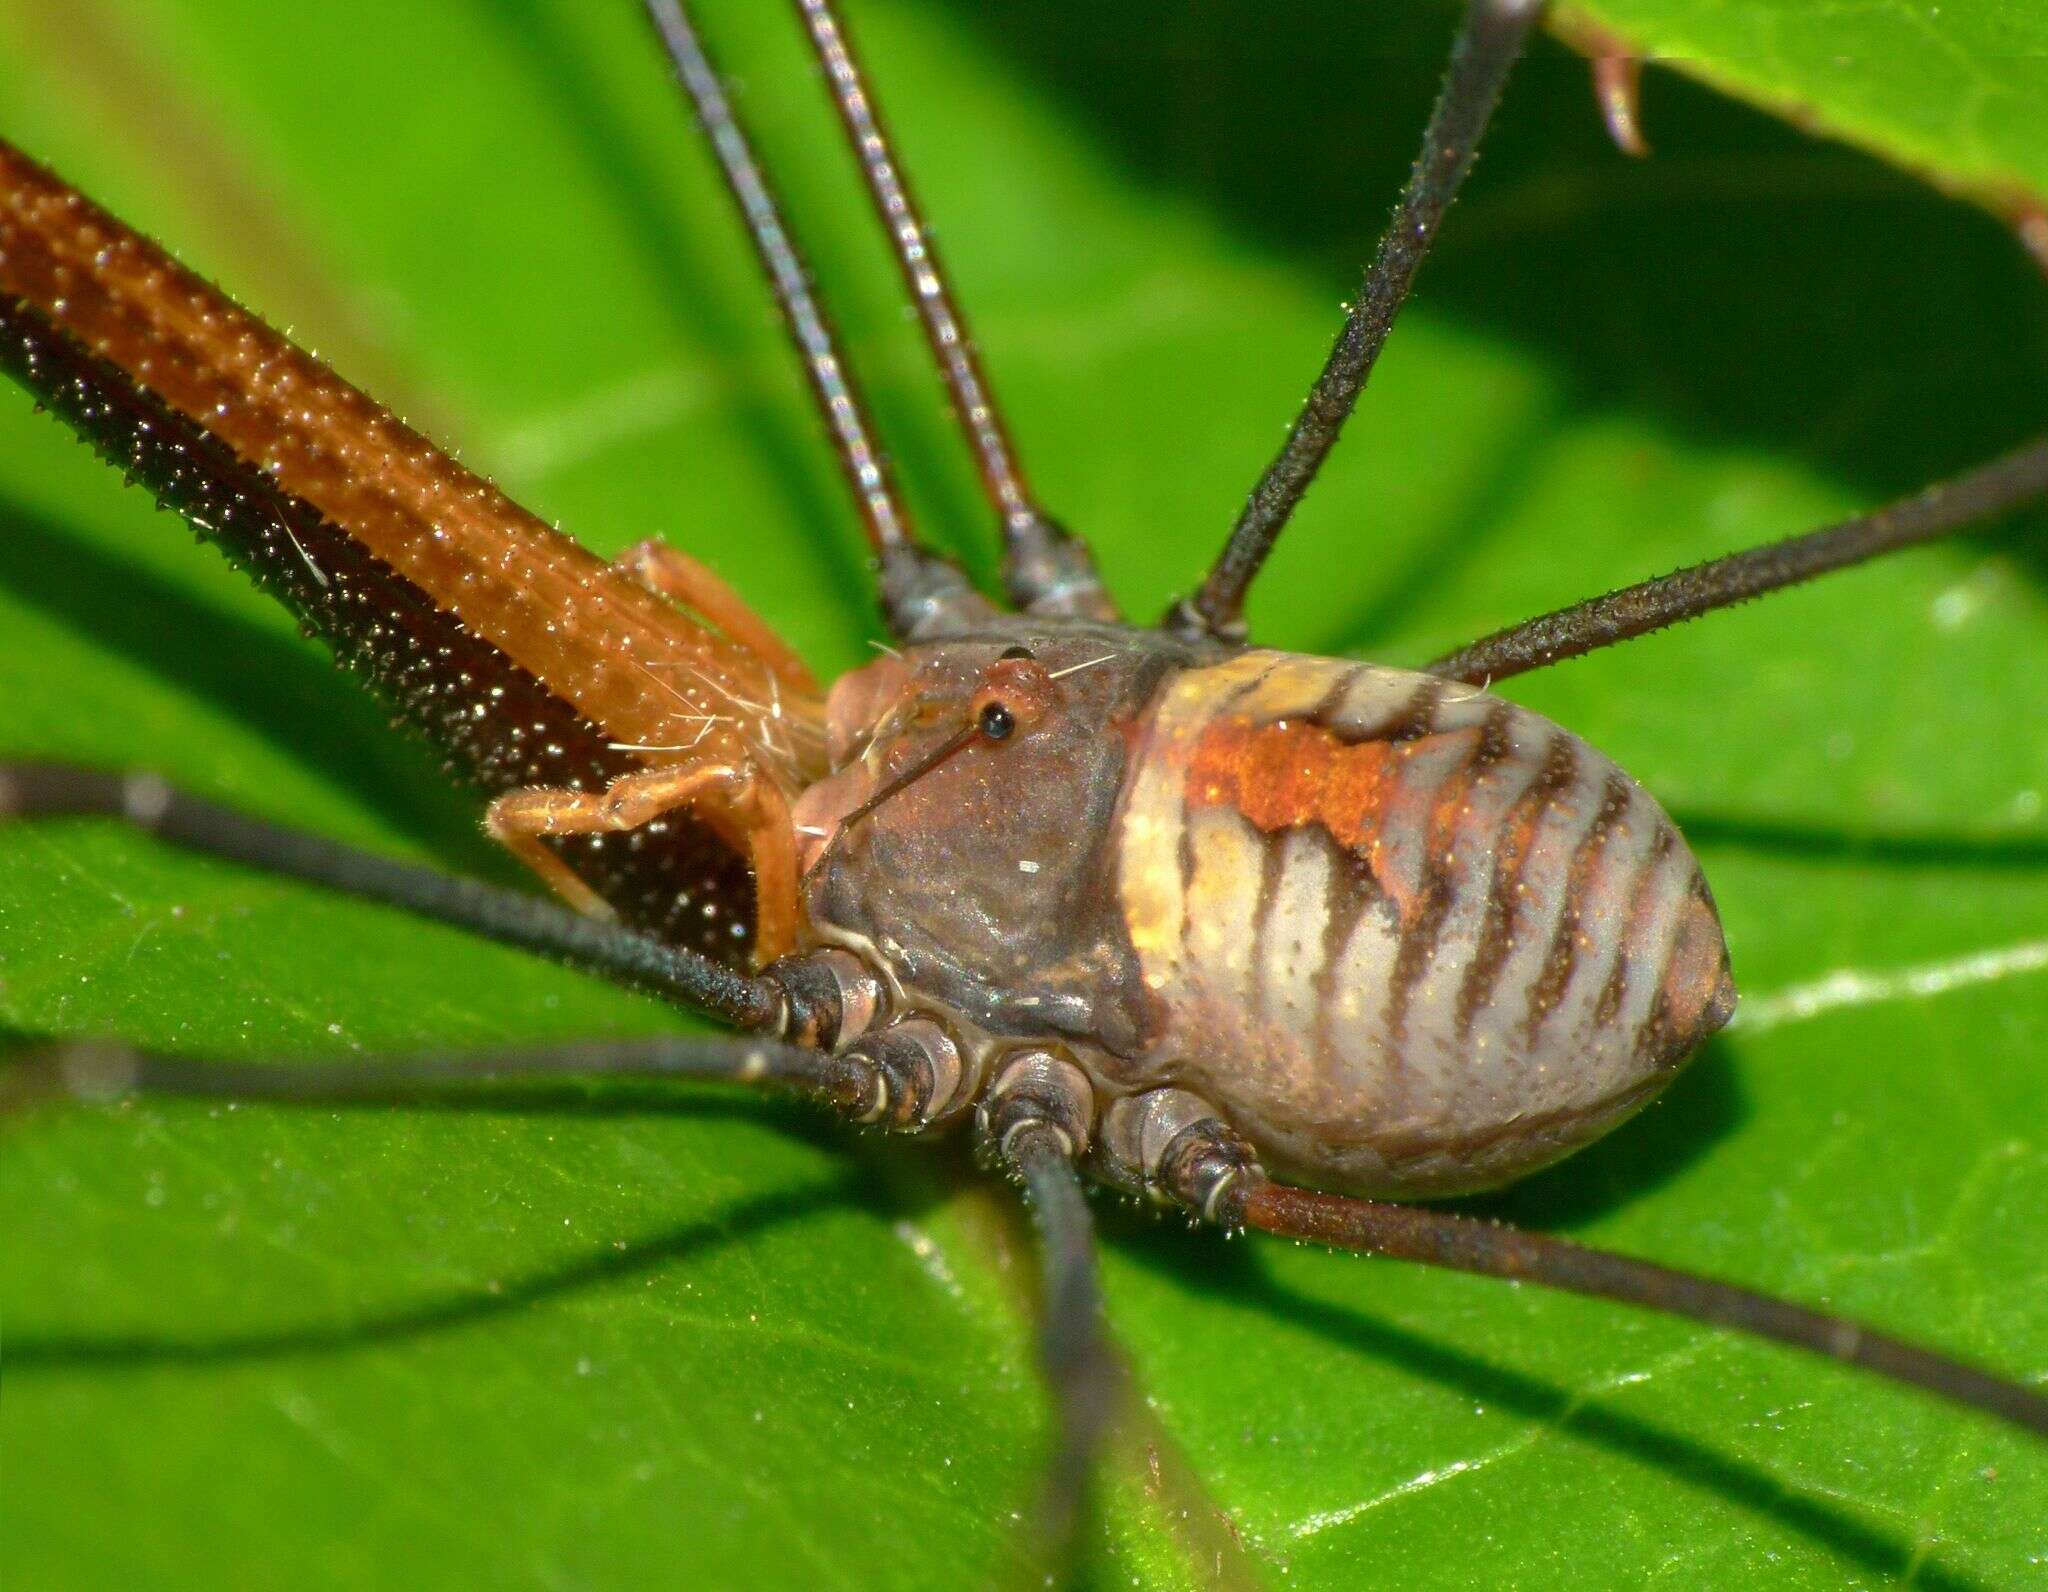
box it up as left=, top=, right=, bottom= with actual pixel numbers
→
left=1097, top=1087, right=1259, bottom=1224
left=976, top=1048, right=1095, bottom=1164
left=764, top=948, right=884, bottom=1050
left=840, top=1016, right=973, bottom=1129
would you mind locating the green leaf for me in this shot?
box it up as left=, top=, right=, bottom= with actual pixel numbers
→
left=1555, top=0, right=2048, bottom=227
left=2, top=2, right=2044, bottom=1587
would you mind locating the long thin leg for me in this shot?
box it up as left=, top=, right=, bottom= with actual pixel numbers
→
left=1173, top=0, right=1545, bottom=641
left=1003, top=1119, right=1120, bottom=1574
left=1427, top=433, right=2048, bottom=684
left=1122, top=1112, right=2048, bottom=1436
left=643, top=0, right=990, bottom=641
left=0, top=762, right=778, bottom=1028
left=1, top=1032, right=871, bottom=1119
left=1214, top=1174, right=2048, bottom=1438
left=792, top=0, right=1113, bottom=622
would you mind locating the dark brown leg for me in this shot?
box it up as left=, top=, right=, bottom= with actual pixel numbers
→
left=792, top=0, right=1114, bottom=622
left=0, top=761, right=776, bottom=1024
left=1122, top=1106, right=2048, bottom=1440
left=642, top=0, right=992, bottom=641
left=1008, top=1124, right=1117, bottom=1570
left=0, top=1031, right=867, bottom=1120
left=979, top=1052, right=1121, bottom=1575
left=1226, top=1176, right=2048, bottom=1438
left=1173, top=0, right=1546, bottom=642
left=1427, top=433, right=2048, bottom=684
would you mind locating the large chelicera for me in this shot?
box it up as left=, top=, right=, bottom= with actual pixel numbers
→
left=2, top=0, right=2044, bottom=1575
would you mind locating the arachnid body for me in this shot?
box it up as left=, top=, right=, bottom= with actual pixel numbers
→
left=4, top=3, right=2048, bottom=1589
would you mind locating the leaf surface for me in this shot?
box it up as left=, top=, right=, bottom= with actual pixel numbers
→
left=1557, top=0, right=2048, bottom=224
left=1, top=2, right=2045, bottom=1588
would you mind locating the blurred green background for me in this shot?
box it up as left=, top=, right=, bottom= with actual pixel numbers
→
left=1, top=2, right=2044, bottom=1587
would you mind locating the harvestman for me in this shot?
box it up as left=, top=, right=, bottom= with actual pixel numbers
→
left=2, top=0, right=2046, bottom=1572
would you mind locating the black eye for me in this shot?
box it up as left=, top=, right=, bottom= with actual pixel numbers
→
left=978, top=701, right=1016, bottom=741
left=998, top=645, right=1035, bottom=661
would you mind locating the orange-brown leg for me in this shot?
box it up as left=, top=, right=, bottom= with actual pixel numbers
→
left=615, top=538, right=819, bottom=697
left=486, top=762, right=802, bottom=965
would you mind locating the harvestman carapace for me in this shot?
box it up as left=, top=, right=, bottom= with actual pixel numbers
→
left=1, top=0, right=2045, bottom=1573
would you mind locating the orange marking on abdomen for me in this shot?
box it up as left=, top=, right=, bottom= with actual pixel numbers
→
left=1181, top=717, right=1434, bottom=927
left=1184, top=719, right=1396, bottom=850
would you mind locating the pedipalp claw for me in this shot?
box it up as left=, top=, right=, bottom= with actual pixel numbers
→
left=1591, top=52, right=1651, bottom=158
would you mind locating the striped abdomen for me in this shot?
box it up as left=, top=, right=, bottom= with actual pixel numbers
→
left=1117, top=650, right=1735, bottom=1197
